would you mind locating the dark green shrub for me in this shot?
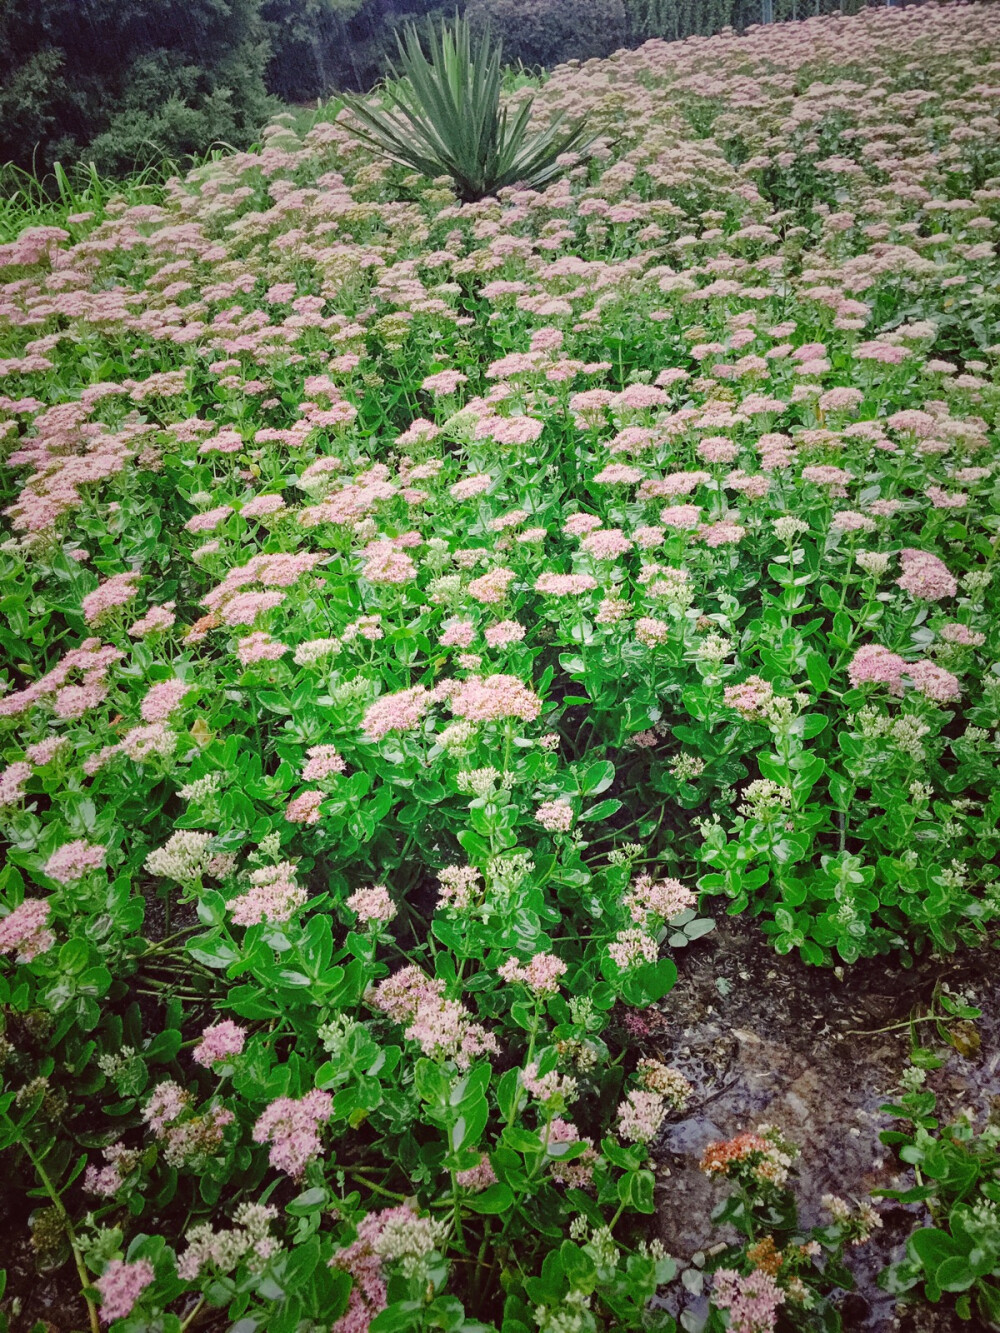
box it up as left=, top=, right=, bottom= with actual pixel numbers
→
left=466, top=0, right=627, bottom=70
left=0, top=0, right=276, bottom=177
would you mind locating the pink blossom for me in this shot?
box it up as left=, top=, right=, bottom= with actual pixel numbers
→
left=143, top=1081, right=192, bottom=1137
left=0, top=899, right=55, bottom=963
left=140, top=679, right=189, bottom=722
left=447, top=674, right=541, bottom=724
left=700, top=521, right=746, bottom=547
left=220, top=591, right=286, bottom=626
left=193, top=1020, right=247, bottom=1067
left=241, top=493, right=286, bottom=519
left=467, top=567, right=516, bottom=603
left=659, top=504, right=702, bottom=529
left=362, top=541, right=416, bottom=585
left=370, top=965, right=445, bottom=1022
left=536, top=800, right=574, bottom=832
left=847, top=644, right=907, bottom=691
left=926, top=487, right=966, bottom=509
left=888, top=409, right=937, bottom=438
left=81, top=572, right=140, bottom=624
left=499, top=951, right=567, bottom=994
left=713, top=1269, right=784, bottom=1333
left=801, top=465, right=852, bottom=486
left=128, top=605, right=176, bottom=637
left=230, top=863, right=306, bottom=925
left=635, top=617, right=670, bottom=647
left=563, top=513, right=602, bottom=537
left=253, top=1089, right=333, bottom=1178
left=905, top=660, right=961, bottom=703
left=477, top=415, right=544, bottom=445
left=831, top=510, right=876, bottom=534
left=608, top=929, right=659, bottom=969
left=237, top=632, right=287, bottom=665
left=24, top=738, right=67, bottom=766
left=819, top=386, right=864, bottom=412
left=450, top=473, right=491, bottom=501
left=698, top=438, right=739, bottom=464
left=302, top=745, right=346, bottom=781
left=939, top=623, right=985, bottom=647
left=897, top=548, right=957, bottom=600
left=484, top=620, right=525, bottom=648
left=95, top=1258, right=155, bottom=1323
left=422, top=369, right=467, bottom=394
left=592, top=463, right=643, bottom=485
left=547, top=1118, right=598, bottom=1187
left=285, top=789, right=324, bottom=824
left=724, top=677, right=774, bottom=717
left=185, top=505, right=232, bottom=534
left=625, top=874, right=695, bottom=922
left=44, top=839, right=105, bottom=884
left=0, top=761, right=33, bottom=807
left=616, top=1089, right=667, bottom=1144
left=346, top=884, right=397, bottom=924
left=362, top=686, right=431, bottom=742
left=440, top=619, right=476, bottom=648
left=456, top=1155, right=497, bottom=1191
left=534, top=572, right=597, bottom=596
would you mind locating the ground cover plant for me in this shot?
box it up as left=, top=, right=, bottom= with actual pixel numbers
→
left=1, top=3, right=1000, bottom=1329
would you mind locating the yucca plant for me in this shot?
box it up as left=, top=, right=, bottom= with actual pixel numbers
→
left=340, top=16, right=594, bottom=202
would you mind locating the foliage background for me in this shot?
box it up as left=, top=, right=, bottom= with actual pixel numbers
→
left=1, top=0, right=890, bottom=180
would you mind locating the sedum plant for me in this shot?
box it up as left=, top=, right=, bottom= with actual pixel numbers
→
left=340, top=16, right=594, bottom=202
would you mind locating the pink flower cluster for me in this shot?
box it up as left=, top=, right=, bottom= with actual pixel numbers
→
left=362, top=686, right=431, bottom=742
left=44, top=839, right=106, bottom=884
left=346, top=884, right=397, bottom=924
left=447, top=674, right=541, bottom=724
left=897, top=548, right=957, bottom=601
left=712, top=1269, right=785, bottom=1333
left=0, top=899, right=54, bottom=963
left=139, top=678, right=190, bottom=722
left=0, top=760, right=33, bottom=807
left=192, top=1019, right=247, bottom=1068
left=302, top=744, right=347, bottom=781
left=534, top=572, right=598, bottom=596
left=547, top=1118, right=598, bottom=1188
left=81, top=571, right=140, bottom=625
left=624, top=874, right=695, bottom=923
left=498, top=951, right=567, bottom=994
left=369, top=966, right=498, bottom=1069
left=535, top=800, right=574, bottom=832
left=616, top=1089, right=668, bottom=1144
left=724, top=676, right=774, bottom=718
left=285, top=788, right=324, bottom=823
left=95, top=1258, right=155, bottom=1323
left=253, top=1089, right=333, bottom=1178
left=230, top=862, right=307, bottom=925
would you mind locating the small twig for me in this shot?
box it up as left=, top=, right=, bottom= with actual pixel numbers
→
left=844, top=1013, right=936, bottom=1038
left=179, top=1295, right=206, bottom=1333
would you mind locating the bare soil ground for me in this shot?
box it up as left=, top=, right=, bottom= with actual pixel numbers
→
left=644, top=915, right=999, bottom=1331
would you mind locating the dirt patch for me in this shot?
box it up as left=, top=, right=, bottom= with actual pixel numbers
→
left=643, top=916, right=1000, bottom=1331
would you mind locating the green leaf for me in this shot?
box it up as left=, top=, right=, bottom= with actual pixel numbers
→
left=463, top=1182, right=515, bottom=1214
left=805, top=650, right=832, bottom=693
left=910, top=1228, right=960, bottom=1271
left=581, top=760, right=615, bottom=795
left=578, top=798, right=622, bottom=822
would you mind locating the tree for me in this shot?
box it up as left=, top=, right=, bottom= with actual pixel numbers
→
left=0, top=0, right=276, bottom=177
left=465, top=0, right=627, bottom=71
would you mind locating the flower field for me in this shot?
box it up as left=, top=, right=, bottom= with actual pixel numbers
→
left=2, top=3, right=1000, bottom=1330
